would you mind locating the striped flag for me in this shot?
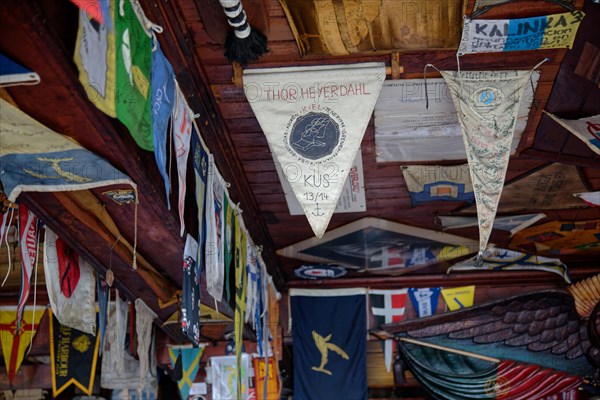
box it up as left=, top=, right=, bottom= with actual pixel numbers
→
left=370, top=289, right=408, bottom=372
left=16, top=205, right=38, bottom=332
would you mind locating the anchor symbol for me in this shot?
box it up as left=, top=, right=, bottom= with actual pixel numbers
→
left=312, top=203, right=324, bottom=217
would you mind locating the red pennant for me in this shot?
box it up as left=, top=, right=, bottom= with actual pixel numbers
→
left=56, top=238, right=80, bottom=298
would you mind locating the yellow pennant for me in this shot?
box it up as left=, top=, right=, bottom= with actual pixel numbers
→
left=0, top=306, right=45, bottom=384
left=441, top=286, right=475, bottom=311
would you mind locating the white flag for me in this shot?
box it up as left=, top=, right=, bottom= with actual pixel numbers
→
left=172, top=84, right=193, bottom=236
left=545, top=112, right=600, bottom=156
left=43, top=227, right=96, bottom=335
left=205, top=156, right=225, bottom=303
left=441, top=69, right=540, bottom=255
left=244, top=63, right=385, bottom=237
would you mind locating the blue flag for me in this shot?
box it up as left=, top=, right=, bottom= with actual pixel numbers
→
left=408, top=287, right=440, bottom=318
left=191, top=128, right=209, bottom=279
left=0, top=99, right=136, bottom=203
left=151, top=44, right=175, bottom=209
left=291, top=288, right=367, bottom=400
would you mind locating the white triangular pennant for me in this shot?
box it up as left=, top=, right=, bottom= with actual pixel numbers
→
left=244, top=63, right=385, bottom=237
left=441, top=69, right=539, bottom=254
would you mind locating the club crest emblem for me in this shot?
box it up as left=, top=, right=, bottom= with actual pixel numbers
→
left=289, top=112, right=340, bottom=160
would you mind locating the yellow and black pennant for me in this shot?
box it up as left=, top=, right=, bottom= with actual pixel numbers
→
left=49, top=309, right=100, bottom=397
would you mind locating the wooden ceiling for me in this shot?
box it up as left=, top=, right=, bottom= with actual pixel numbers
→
left=1, top=0, right=600, bottom=330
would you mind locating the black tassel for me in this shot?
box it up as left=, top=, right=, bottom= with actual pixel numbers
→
left=220, top=0, right=268, bottom=65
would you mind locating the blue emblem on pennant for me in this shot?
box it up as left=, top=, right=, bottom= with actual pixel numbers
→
left=290, top=112, right=340, bottom=160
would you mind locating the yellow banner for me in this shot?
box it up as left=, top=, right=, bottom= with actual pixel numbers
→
left=441, top=286, right=475, bottom=311
left=0, top=306, right=45, bottom=383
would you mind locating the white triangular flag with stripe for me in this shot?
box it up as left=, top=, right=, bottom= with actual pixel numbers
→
left=244, top=63, right=385, bottom=237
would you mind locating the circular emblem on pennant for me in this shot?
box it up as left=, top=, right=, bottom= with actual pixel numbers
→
left=294, top=264, right=347, bottom=280
left=289, top=112, right=340, bottom=160
left=471, top=87, right=503, bottom=117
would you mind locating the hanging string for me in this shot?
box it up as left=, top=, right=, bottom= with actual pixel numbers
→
left=423, top=64, right=441, bottom=110
left=1, top=208, right=15, bottom=287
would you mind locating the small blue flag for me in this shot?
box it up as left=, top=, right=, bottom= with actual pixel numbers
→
left=151, top=44, right=176, bottom=209
left=408, top=287, right=440, bottom=318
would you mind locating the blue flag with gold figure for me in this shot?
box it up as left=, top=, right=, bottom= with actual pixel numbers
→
left=290, top=288, right=367, bottom=400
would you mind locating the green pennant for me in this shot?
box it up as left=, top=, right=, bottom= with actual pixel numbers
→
left=115, top=0, right=154, bottom=151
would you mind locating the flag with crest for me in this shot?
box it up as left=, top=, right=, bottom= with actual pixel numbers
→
left=49, top=309, right=100, bottom=397
left=244, top=63, right=385, bottom=238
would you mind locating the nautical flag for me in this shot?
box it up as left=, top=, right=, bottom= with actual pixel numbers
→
left=458, top=12, right=585, bottom=55
left=16, top=205, right=38, bottom=331
left=181, top=234, right=201, bottom=345
left=172, top=84, right=194, bottom=236
left=408, top=288, right=441, bottom=318
left=574, top=191, right=600, bottom=207
left=43, top=227, right=97, bottom=335
left=135, top=299, right=157, bottom=389
left=168, top=345, right=206, bottom=400
left=545, top=112, right=600, bottom=156
left=441, top=68, right=543, bottom=255
left=290, top=288, right=367, bottom=400
left=0, top=306, right=44, bottom=384
left=69, top=0, right=111, bottom=26
left=244, top=63, right=385, bottom=238
left=0, top=54, right=40, bottom=87
left=206, top=157, right=226, bottom=303
left=74, top=3, right=117, bottom=117
left=441, top=286, right=475, bottom=311
left=0, top=99, right=136, bottom=203
left=401, top=164, right=474, bottom=205
left=447, top=248, right=571, bottom=283
left=439, top=214, right=546, bottom=235
left=369, top=289, right=408, bottom=372
left=115, top=0, right=153, bottom=151
left=151, top=44, right=176, bottom=209
left=49, top=309, right=100, bottom=397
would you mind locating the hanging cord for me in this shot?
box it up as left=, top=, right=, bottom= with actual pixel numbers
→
left=1, top=208, right=15, bottom=287
left=423, top=64, right=441, bottom=110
